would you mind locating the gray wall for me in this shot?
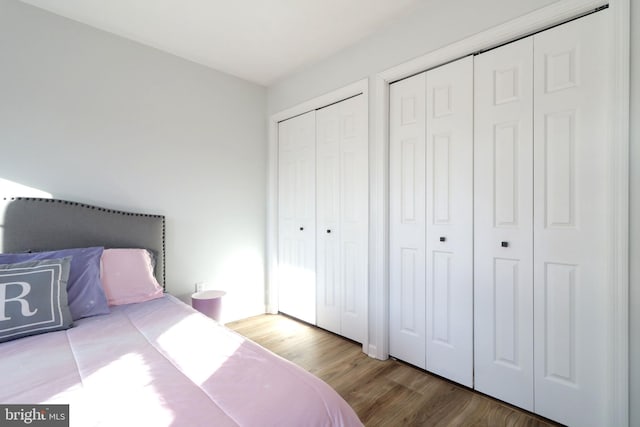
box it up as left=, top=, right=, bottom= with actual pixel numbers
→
left=0, top=0, right=267, bottom=322
left=269, top=0, right=638, bottom=422
left=630, top=0, right=639, bottom=420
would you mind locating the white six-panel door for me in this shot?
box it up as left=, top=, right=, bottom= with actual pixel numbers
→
left=474, top=9, right=613, bottom=425
left=390, top=57, right=473, bottom=381
left=389, top=72, right=427, bottom=368
left=277, top=111, right=317, bottom=324
left=425, top=56, right=474, bottom=387
left=473, top=37, right=535, bottom=411
left=316, top=95, right=368, bottom=343
left=532, top=10, right=611, bottom=427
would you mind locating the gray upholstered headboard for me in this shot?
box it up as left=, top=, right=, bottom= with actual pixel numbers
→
left=0, top=197, right=165, bottom=288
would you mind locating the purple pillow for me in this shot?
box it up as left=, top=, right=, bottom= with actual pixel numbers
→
left=0, top=247, right=110, bottom=320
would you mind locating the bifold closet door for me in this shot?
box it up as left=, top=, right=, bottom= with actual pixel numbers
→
left=389, top=72, right=427, bottom=367
left=474, top=37, right=535, bottom=411
left=390, top=57, right=473, bottom=381
left=424, top=56, right=473, bottom=387
left=475, top=9, right=613, bottom=426
left=532, top=11, right=611, bottom=427
left=316, top=95, right=367, bottom=343
left=277, top=111, right=316, bottom=324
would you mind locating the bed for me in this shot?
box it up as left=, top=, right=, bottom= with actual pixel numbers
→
left=0, top=197, right=363, bottom=427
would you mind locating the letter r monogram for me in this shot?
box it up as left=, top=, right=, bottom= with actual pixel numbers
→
left=0, top=282, right=38, bottom=321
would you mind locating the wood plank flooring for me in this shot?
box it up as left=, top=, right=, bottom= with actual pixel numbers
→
left=226, top=314, right=561, bottom=427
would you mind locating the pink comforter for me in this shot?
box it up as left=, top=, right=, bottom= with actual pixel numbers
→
left=0, top=295, right=363, bottom=426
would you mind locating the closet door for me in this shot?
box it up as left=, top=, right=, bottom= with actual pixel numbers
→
left=389, top=73, right=427, bottom=368
left=474, top=37, right=534, bottom=410
left=316, top=95, right=367, bottom=343
left=424, top=56, right=474, bottom=387
left=277, top=111, right=316, bottom=324
left=532, top=10, right=611, bottom=427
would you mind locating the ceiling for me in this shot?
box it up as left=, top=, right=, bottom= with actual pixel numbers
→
left=20, top=0, right=423, bottom=86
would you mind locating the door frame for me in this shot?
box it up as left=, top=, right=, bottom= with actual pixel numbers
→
left=371, top=0, right=629, bottom=425
left=267, top=78, right=369, bottom=352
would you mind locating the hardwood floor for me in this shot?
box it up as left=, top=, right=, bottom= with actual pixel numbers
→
left=226, top=314, right=561, bottom=427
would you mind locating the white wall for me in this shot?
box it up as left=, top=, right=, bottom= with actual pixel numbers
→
left=0, top=0, right=267, bottom=323
left=267, top=0, right=559, bottom=114
left=269, top=0, right=638, bottom=424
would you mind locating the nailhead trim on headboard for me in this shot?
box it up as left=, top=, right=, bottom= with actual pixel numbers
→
left=2, top=197, right=166, bottom=289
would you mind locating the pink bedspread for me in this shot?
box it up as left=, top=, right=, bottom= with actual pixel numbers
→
left=0, top=295, right=363, bottom=426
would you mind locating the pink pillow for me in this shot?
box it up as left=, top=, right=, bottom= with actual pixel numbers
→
left=101, top=249, right=163, bottom=306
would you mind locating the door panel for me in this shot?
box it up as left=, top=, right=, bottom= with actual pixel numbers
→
left=425, top=56, right=474, bottom=387
left=338, top=95, right=368, bottom=344
left=316, top=94, right=367, bottom=343
left=474, top=37, right=534, bottom=410
left=277, top=111, right=316, bottom=324
left=389, top=73, right=427, bottom=368
left=533, top=10, right=611, bottom=426
left=316, top=108, right=341, bottom=332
